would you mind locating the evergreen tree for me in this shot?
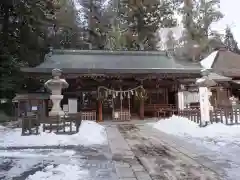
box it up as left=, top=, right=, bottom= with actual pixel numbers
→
left=0, top=0, right=80, bottom=99
left=179, top=0, right=224, bottom=60
left=166, top=30, right=177, bottom=51
left=79, top=0, right=112, bottom=49
left=117, top=0, right=177, bottom=50
left=224, top=27, right=239, bottom=53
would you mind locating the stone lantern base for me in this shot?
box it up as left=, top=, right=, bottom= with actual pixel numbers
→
left=49, top=95, right=64, bottom=116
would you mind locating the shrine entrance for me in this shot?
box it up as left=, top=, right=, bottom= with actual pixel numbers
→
left=102, top=95, right=113, bottom=121
left=98, top=85, right=146, bottom=121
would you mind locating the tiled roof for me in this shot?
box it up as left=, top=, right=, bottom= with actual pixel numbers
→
left=21, top=49, right=202, bottom=74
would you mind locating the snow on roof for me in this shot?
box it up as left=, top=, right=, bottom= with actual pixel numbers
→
left=200, top=51, right=219, bottom=69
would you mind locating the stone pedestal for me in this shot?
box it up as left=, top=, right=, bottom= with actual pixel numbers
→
left=44, top=68, right=69, bottom=117
left=49, top=95, right=64, bottom=116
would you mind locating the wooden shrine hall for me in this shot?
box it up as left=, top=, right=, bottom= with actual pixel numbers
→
left=19, top=49, right=204, bottom=122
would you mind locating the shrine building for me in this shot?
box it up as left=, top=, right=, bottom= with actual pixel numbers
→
left=14, top=48, right=239, bottom=122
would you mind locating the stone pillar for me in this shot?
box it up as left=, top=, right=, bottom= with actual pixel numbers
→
left=177, top=84, right=185, bottom=110
left=50, top=95, right=64, bottom=116
left=177, top=91, right=185, bottom=110
left=199, top=87, right=211, bottom=124
left=196, top=69, right=216, bottom=126
left=230, top=96, right=238, bottom=110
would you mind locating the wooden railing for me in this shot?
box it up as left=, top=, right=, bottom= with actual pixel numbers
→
left=22, top=115, right=39, bottom=135
left=145, top=104, right=176, bottom=117
left=22, top=113, right=82, bottom=135
left=178, top=107, right=240, bottom=126
left=113, top=110, right=131, bottom=121
left=178, top=109, right=201, bottom=124
left=42, top=115, right=81, bottom=134
left=80, top=111, right=96, bottom=121
left=210, top=107, right=240, bottom=125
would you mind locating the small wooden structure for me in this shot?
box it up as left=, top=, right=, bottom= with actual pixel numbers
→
left=13, top=93, right=49, bottom=121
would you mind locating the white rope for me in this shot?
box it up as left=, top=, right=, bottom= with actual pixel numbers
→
left=98, top=85, right=143, bottom=121
left=97, top=85, right=143, bottom=93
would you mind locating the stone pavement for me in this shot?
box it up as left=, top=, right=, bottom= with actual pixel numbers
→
left=0, top=145, right=118, bottom=180
left=105, top=123, right=224, bottom=180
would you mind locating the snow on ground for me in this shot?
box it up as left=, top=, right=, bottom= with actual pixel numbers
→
left=152, top=115, right=240, bottom=147
left=0, top=120, right=107, bottom=147
left=26, top=164, right=89, bottom=180
left=0, top=149, right=76, bottom=158
left=152, top=116, right=240, bottom=180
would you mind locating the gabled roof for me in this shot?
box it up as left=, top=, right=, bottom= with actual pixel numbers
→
left=200, top=51, right=218, bottom=69
left=200, top=49, right=240, bottom=77
left=21, top=49, right=202, bottom=74
left=13, top=93, right=49, bottom=101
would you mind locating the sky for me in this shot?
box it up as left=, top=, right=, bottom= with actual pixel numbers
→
left=212, top=0, right=240, bottom=43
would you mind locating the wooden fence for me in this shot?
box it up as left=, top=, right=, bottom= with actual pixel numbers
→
left=178, top=107, right=240, bottom=126
left=210, top=108, right=240, bottom=125
left=178, top=109, right=201, bottom=124
left=80, top=111, right=96, bottom=121
left=22, top=114, right=82, bottom=135
left=113, top=110, right=131, bottom=121
left=22, top=115, right=39, bottom=135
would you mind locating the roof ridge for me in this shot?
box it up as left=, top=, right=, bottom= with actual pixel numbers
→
left=52, top=49, right=168, bottom=56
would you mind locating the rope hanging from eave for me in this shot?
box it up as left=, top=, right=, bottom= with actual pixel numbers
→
left=97, top=85, right=143, bottom=94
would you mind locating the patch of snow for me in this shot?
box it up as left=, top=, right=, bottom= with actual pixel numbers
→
left=0, top=149, right=76, bottom=158
left=26, top=164, right=89, bottom=180
left=1, top=159, right=39, bottom=179
left=200, top=51, right=218, bottom=69
left=152, top=116, right=240, bottom=180
left=0, top=121, right=107, bottom=147
left=153, top=115, right=240, bottom=140
left=0, top=125, right=7, bottom=130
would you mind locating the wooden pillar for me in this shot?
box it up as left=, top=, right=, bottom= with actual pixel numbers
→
left=98, top=100, right=103, bottom=122
left=139, top=99, right=144, bottom=120
left=15, top=102, right=19, bottom=121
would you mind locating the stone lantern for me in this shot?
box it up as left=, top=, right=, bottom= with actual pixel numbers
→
left=229, top=96, right=238, bottom=109
left=196, top=69, right=216, bottom=126
left=44, top=69, right=69, bottom=116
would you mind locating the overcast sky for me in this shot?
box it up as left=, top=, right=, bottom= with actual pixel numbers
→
left=212, top=0, right=240, bottom=43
